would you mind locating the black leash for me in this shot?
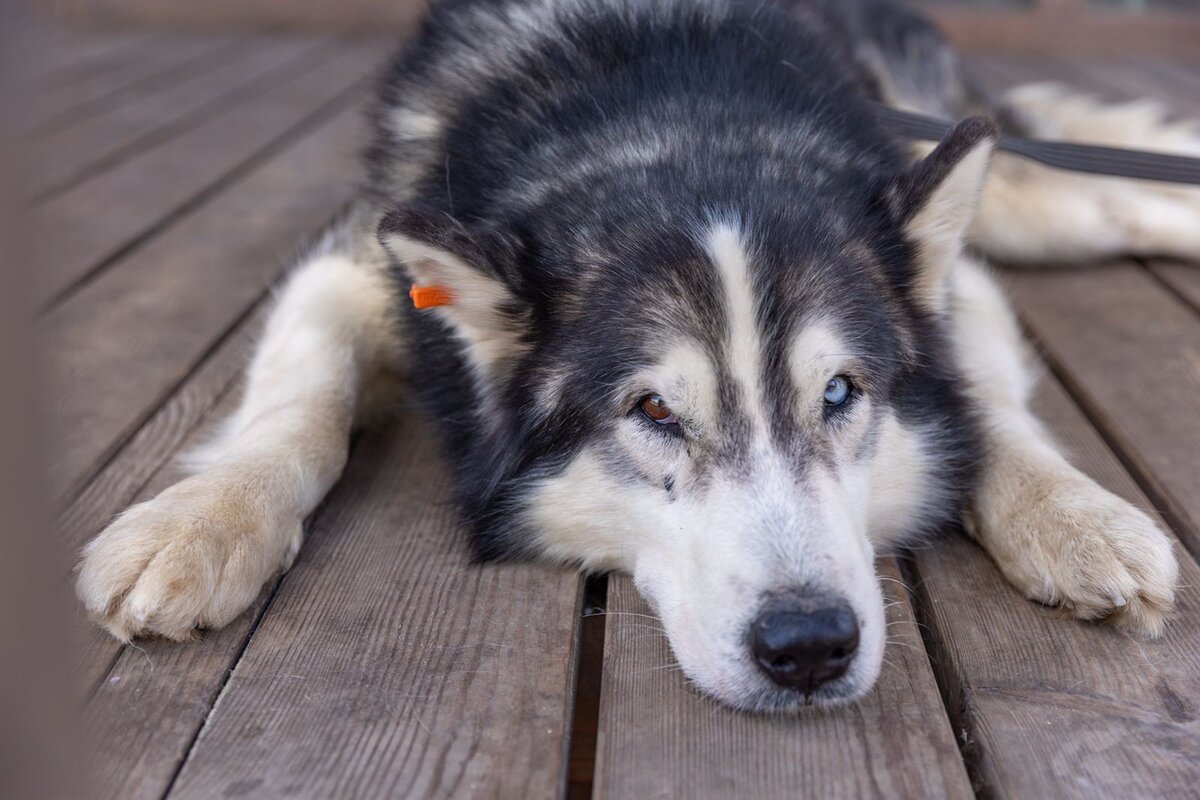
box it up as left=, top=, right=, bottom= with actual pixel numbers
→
left=875, top=104, right=1200, bottom=186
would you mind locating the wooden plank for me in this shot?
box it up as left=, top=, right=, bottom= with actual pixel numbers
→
left=968, top=53, right=1060, bottom=93
left=32, top=39, right=382, bottom=307
left=65, top=289, right=265, bottom=698
left=59, top=302, right=268, bottom=569
left=64, top=300, right=270, bottom=701
left=909, top=376, right=1200, bottom=798
left=83, top=583, right=277, bottom=800
left=0, top=11, right=80, bottom=799
left=1148, top=260, right=1200, bottom=314
left=593, top=562, right=972, bottom=800
left=31, top=30, right=247, bottom=135
left=71, top=85, right=362, bottom=786
left=1024, top=55, right=1200, bottom=117
left=1066, top=61, right=1200, bottom=314
left=44, top=97, right=368, bottom=506
left=1006, top=265, right=1200, bottom=557
left=162, top=411, right=583, bottom=800
left=1073, top=61, right=1200, bottom=313
left=971, top=54, right=1200, bottom=117
left=80, top=385, right=282, bottom=800
left=31, top=33, right=329, bottom=199
left=930, top=8, right=1200, bottom=57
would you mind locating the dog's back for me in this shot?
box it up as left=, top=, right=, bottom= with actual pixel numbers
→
left=370, top=0, right=909, bottom=207
left=365, top=0, right=997, bottom=215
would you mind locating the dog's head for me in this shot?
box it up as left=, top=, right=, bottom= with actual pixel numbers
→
left=380, top=119, right=995, bottom=710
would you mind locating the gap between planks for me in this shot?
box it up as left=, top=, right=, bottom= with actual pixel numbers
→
left=34, top=26, right=169, bottom=88
left=1019, top=303, right=1200, bottom=562
left=30, top=32, right=331, bottom=202
left=46, top=88, right=370, bottom=508
left=31, top=29, right=255, bottom=136
left=35, top=37, right=388, bottom=311
left=905, top=373, right=1200, bottom=798
left=84, top=410, right=583, bottom=800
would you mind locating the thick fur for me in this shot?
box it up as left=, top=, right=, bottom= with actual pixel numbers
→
left=77, top=0, right=1186, bottom=710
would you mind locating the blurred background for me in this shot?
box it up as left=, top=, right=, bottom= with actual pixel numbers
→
left=35, top=0, right=1200, bottom=54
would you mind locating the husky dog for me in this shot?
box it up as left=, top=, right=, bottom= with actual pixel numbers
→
left=77, top=0, right=1193, bottom=710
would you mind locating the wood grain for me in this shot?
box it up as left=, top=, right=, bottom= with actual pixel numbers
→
left=80, top=384, right=281, bottom=800
left=58, top=302, right=267, bottom=570
left=909, top=376, right=1200, bottom=799
left=82, top=581, right=278, bottom=800
left=61, top=35, right=396, bottom=800
left=164, top=411, right=584, bottom=800
left=593, top=562, right=972, bottom=800
left=31, top=33, right=329, bottom=199
left=1147, top=260, right=1200, bottom=315
left=66, top=303, right=271, bottom=699
left=33, top=39, right=382, bottom=306
left=44, top=97, right=368, bottom=504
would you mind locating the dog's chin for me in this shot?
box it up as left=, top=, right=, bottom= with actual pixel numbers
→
left=701, top=673, right=874, bottom=713
left=686, top=642, right=884, bottom=713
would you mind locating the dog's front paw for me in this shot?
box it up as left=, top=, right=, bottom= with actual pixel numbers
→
left=76, top=472, right=301, bottom=642
left=979, top=473, right=1178, bottom=637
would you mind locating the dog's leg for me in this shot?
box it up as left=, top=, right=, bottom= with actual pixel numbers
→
left=76, top=208, right=403, bottom=641
left=948, top=258, right=1178, bottom=635
left=973, top=83, right=1200, bottom=265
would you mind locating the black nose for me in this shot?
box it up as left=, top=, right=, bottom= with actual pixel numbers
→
left=750, top=594, right=859, bottom=691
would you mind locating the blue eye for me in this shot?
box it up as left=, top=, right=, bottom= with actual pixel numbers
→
left=823, top=376, right=853, bottom=406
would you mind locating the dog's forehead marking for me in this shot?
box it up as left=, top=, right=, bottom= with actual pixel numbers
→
left=789, top=320, right=846, bottom=388
left=640, top=341, right=719, bottom=414
left=703, top=221, right=766, bottom=433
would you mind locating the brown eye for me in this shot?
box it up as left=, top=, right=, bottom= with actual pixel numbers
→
left=638, top=393, right=678, bottom=425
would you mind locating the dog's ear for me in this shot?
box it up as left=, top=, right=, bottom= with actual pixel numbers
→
left=379, top=205, right=529, bottom=377
left=885, top=116, right=998, bottom=313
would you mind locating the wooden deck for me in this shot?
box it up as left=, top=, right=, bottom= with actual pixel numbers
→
left=40, top=24, right=1200, bottom=800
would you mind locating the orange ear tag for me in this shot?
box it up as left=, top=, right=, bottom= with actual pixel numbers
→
left=410, top=285, right=455, bottom=309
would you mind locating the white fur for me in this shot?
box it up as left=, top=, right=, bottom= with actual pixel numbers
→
left=787, top=321, right=842, bottom=404
left=906, top=137, right=994, bottom=312
left=948, top=258, right=1177, bottom=634
left=76, top=247, right=401, bottom=641
left=527, top=252, right=890, bottom=708
left=975, top=83, right=1200, bottom=265
left=388, top=107, right=443, bottom=141
left=705, top=222, right=767, bottom=431
left=379, top=234, right=524, bottom=374
left=866, top=415, right=940, bottom=549
left=529, top=437, right=886, bottom=710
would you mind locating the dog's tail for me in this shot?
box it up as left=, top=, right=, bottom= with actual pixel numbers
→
left=970, top=83, right=1200, bottom=266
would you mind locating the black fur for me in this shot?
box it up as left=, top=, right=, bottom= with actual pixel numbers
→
left=368, top=0, right=986, bottom=560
